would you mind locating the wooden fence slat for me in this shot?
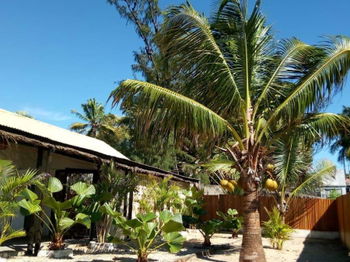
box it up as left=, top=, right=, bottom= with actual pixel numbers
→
left=202, top=195, right=339, bottom=231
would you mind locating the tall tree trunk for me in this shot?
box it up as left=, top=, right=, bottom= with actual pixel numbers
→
left=239, top=189, right=266, bottom=262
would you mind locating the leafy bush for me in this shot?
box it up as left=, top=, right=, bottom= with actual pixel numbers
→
left=217, top=208, right=242, bottom=238
left=86, top=162, right=137, bottom=243
left=0, top=160, right=37, bottom=245
left=263, top=207, right=293, bottom=250
left=198, top=219, right=223, bottom=247
left=108, top=209, right=185, bottom=262
left=137, top=176, right=184, bottom=214
left=181, top=186, right=206, bottom=228
left=19, top=177, right=95, bottom=250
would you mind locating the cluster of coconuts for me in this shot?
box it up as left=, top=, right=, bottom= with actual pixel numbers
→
left=220, top=179, right=238, bottom=192
left=264, top=163, right=278, bottom=191
left=220, top=179, right=237, bottom=192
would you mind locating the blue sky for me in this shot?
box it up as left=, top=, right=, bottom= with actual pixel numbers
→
left=1, top=0, right=349, bottom=166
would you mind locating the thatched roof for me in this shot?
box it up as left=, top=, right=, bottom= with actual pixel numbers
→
left=0, top=109, right=198, bottom=183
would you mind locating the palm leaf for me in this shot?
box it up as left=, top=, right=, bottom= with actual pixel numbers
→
left=159, top=2, right=242, bottom=117
left=263, top=37, right=350, bottom=130
left=110, top=79, right=244, bottom=148
left=289, top=160, right=336, bottom=200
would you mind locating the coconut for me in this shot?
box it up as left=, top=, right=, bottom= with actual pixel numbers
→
left=229, top=180, right=238, bottom=187
left=265, top=178, right=278, bottom=191
left=220, top=179, right=229, bottom=187
left=226, top=182, right=235, bottom=192
left=267, top=163, right=275, bottom=170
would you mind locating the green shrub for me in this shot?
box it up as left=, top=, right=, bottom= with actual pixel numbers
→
left=19, top=177, right=95, bottom=250
left=137, top=176, right=184, bottom=214
left=198, top=219, right=223, bottom=247
left=0, top=160, right=37, bottom=245
left=216, top=208, right=242, bottom=238
left=107, top=209, right=185, bottom=262
left=263, top=207, right=293, bottom=250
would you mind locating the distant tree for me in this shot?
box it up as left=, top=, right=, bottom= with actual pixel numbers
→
left=331, top=106, right=350, bottom=175
left=70, top=99, right=128, bottom=146
left=16, top=111, right=33, bottom=119
left=107, top=0, right=161, bottom=83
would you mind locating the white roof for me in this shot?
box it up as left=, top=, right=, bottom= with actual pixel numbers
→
left=0, top=109, right=128, bottom=160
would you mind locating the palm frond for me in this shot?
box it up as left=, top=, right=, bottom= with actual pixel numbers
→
left=110, top=79, right=244, bottom=148
left=70, top=122, right=89, bottom=133
left=159, top=2, right=242, bottom=117
left=263, top=37, right=350, bottom=128
left=253, top=38, right=312, bottom=118
left=297, top=113, right=350, bottom=143
left=289, top=160, right=336, bottom=199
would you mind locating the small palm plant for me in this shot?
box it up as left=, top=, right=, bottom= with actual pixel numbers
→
left=0, top=160, right=37, bottom=245
left=263, top=207, right=293, bottom=250
left=19, top=177, right=95, bottom=250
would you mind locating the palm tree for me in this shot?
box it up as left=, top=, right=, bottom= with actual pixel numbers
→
left=0, top=160, right=37, bottom=245
left=70, top=98, right=125, bottom=140
left=331, top=106, right=350, bottom=175
left=272, top=136, right=336, bottom=221
left=110, top=1, right=350, bottom=261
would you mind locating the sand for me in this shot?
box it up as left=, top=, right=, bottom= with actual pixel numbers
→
left=5, top=232, right=349, bottom=262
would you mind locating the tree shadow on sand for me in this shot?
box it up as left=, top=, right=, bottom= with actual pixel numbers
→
left=297, top=238, right=349, bottom=262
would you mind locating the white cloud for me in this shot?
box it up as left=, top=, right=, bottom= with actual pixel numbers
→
left=21, top=107, right=71, bottom=122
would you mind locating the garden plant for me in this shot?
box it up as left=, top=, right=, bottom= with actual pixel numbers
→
left=87, top=162, right=137, bottom=243
left=263, top=207, right=293, bottom=250
left=19, top=177, right=95, bottom=250
left=107, top=209, right=185, bottom=262
left=0, top=160, right=37, bottom=245
left=198, top=219, right=223, bottom=247
left=217, top=208, right=242, bottom=238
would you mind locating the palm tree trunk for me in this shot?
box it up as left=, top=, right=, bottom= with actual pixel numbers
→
left=239, top=189, right=266, bottom=262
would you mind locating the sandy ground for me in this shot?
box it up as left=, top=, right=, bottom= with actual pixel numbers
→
left=4, top=231, right=350, bottom=262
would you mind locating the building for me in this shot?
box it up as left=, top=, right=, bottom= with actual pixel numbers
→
left=0, top=109, right=198, bottom=230
left=320, top=168, right=347, bottom=198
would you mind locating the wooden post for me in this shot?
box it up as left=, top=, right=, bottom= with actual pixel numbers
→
left=25, top=147, right=44, bottom=256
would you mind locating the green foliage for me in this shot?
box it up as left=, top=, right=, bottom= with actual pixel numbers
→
left=271, top=133, right=336, bottom=218
left=138, top=176, right=184, bottom=214
left=181, top=186, right=206, bottom=228
left=70, top=98, right=129, bottom=145
left=86, top=162, right=137, bottom=243
left=263, top=207, right=293, bottom=250
left=198, top=219, right=223, bottom=247
left=331, top=106, right=350, bottom=173
left=328, top=189, right=341, bottom=199
left=216, top=208, right=242, bottom=237
left=19, top=177, right=95, bottom=250
left=109, top=210, right=185, bottom=261
left=0, top=160, right=37, bottom=245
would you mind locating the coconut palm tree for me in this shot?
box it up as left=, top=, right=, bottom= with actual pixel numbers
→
left=272, top=136, right=336, bottom=221
left=110, top=1, right=350, bottom=261
left=70, top=98, right=125, bottom=141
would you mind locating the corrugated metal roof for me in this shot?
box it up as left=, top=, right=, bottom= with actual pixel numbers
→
left=0, top=109, right=128, bottom=160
